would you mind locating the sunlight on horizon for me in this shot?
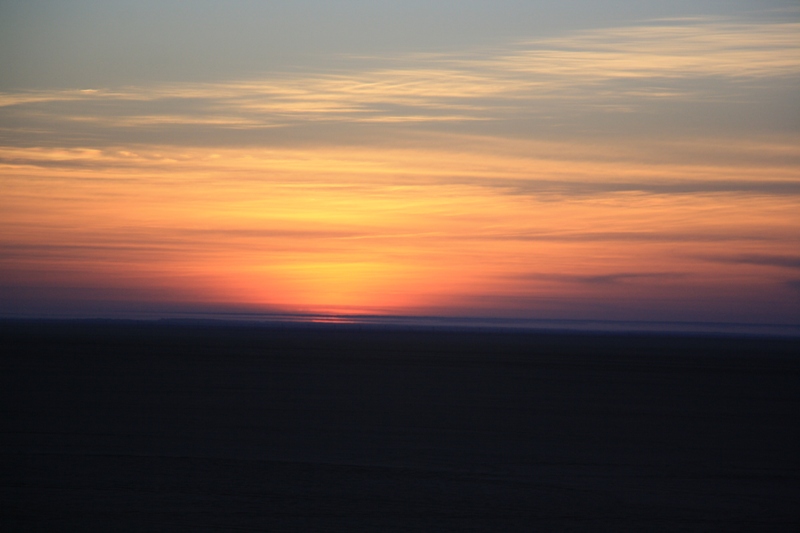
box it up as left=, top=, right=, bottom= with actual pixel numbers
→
left=1, top=4, right=799, bottom=324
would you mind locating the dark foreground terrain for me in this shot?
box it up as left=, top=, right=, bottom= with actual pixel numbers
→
left=1, top=320, right=799, bottom=531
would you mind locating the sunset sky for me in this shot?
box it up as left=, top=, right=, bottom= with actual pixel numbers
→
left=1, top=1, right=799, bottom=325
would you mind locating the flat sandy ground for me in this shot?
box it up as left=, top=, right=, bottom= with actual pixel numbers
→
left=2, top=321, right=798, bottom=531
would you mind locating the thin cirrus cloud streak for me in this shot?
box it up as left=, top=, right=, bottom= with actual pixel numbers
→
left=490, top=20, right=800, bottom=80
left=1, top=16, right=799, bottom=323
left=2, top=18, right=799, bottom=130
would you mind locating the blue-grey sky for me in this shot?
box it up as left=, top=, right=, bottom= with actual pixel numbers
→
left=1, top=0, right=795, bottom=88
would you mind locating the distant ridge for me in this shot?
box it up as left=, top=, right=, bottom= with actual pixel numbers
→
left=2, top=312, right=799, bottom=338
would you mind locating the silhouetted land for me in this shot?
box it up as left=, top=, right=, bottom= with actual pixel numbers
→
left=2, top=320, right=798, bottom=531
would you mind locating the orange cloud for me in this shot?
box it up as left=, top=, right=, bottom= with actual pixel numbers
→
left=2, top=139, right=798, bottom=319
left=1, top=16, right=798, bottom=322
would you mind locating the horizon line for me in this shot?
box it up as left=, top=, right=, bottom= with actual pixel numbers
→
left=2, top=312, right=799, bottom=338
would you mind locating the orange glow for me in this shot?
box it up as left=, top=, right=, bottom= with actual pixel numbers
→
left=2, top=139, right=798, bottom=320
left=2, top=16, right=799, bottom=322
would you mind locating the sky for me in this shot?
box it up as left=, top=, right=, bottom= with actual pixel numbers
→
left=1, top=0, right=799, bottom=326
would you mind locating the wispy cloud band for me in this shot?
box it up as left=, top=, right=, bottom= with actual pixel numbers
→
left=1, top=18, right=797, bottom=132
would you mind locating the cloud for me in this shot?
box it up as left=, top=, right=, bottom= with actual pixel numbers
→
left=702, top=254, right=800, bottom=270
left=479, top=178, right=800, bottom=197
left=495, top=20, right=800, bottom=81
left=3, top=137, right=799, bottom=194
left=511, top=272, right=686, bottom=285
left=467, top=231, right=786, bottom=243
left=1, top=17, right=797, bottom=136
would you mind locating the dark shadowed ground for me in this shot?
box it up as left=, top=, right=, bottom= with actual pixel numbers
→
left=1, top=320, right=798, bottom=531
